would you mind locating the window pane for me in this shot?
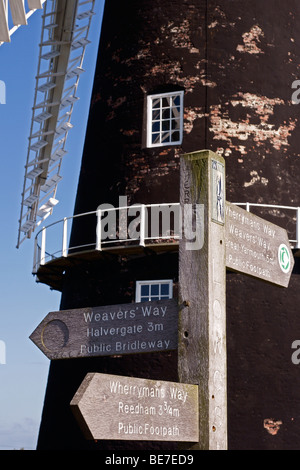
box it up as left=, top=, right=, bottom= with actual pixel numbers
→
left=161, top=132, right=170, bottom=142
left=152, top=109, right=160, bottom=120
left=151, top=296, right=160, bottom=301
left=162, top=108, right=170, bottom=120
left=152, top=121, right=160, bottom=132
left=171, top=131, right=180, bottom=142
left=171, top=107, right=180, bottom=119
left=161, top=283, right=169, bottom=295
left=162, top=120, right=170, bottom=131
left=141, top=285, right=149, bottom=296
left=151, top=284, right=159, bottom=295
left=152, top=98, right=160, bottom=109
left=171, top=118, right=180, bottom=129
left=173, top=95, right=181, bottom=106
left=162, top=97, right=171, bottom=107
left=140, top=297, right=149, bottom=302
left=152, top=133, right=160, bottom=144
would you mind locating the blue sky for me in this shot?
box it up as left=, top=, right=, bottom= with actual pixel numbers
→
left=0, top=2, right=104, bottom=449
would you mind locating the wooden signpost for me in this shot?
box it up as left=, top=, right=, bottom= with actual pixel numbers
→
left=30, top=299, right=178, bottom=360
left=70, top=372, right=199, bottom=442
left=225, top=201, right=294, bottom=287
left=179, top=150, right=227, bottom=451
left=178, top=149, right=294, bottom=451
left=31, top=149, right=295, bottom=450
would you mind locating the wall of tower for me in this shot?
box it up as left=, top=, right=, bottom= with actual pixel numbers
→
left=37, top=0, right=300, bottom=450
left=71, top=0, right=207, bottom=217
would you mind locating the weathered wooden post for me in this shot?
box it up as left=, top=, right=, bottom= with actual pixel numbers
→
left=179, top=149, right=227, bottom=450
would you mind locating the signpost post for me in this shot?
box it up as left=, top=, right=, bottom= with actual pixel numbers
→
left=70, top=372, right=199, bottom=442
left=30, top=299, right=178, bottom=360
left=179, top=150, right=227, bottom=450
left=178, top=149, right=294, bottom=451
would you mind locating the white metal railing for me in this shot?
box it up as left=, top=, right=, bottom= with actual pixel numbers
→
left=32, top=202, right=300, bottom=274
left=32, top=203, right=181, bottom=273
left=234, top=202, right=299, bottom=246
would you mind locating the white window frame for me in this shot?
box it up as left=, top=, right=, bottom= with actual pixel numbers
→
left=147, top=90, right=184, bottom=148
left=135, top=279, right=173, bottom=303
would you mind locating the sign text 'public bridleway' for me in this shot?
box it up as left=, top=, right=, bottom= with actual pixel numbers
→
left=30, top=299, right=178, bottom=360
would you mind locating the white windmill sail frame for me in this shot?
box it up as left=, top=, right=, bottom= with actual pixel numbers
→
left=16, top=0, right=96, bottom=248
left=0, top=0, right=47, bottom=45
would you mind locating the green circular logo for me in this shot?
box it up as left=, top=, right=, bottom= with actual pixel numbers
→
left=278, top=244, right=291, bottom=273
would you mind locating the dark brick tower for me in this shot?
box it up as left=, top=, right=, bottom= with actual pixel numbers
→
left=36, top=0, right=300, bottom=450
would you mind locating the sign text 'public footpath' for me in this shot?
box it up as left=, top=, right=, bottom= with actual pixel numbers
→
left=70, top=373, right=199, bottom=442
left=30, top=299, right=178, bottom=360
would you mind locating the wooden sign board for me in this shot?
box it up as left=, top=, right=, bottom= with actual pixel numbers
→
left=30, top=299, right=178, bottom=360
left=70, top=373, right=199, bottom=442
left=225, top=201, right=294, bottom=287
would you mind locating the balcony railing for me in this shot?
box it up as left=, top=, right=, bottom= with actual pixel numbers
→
left=33, top=203, right=181, bottom=273
left=32, top=202, right=300, bottom=274
left=234, top=202, right=300, bottom=246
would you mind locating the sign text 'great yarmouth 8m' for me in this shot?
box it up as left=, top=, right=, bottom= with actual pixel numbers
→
left=30, top=299, right=178, bottom=360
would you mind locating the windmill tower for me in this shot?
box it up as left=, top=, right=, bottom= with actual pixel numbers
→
left=14, top=0, right=300, bottom=450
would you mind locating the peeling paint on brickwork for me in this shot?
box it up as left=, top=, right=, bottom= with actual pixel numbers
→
left=184, top=107, right=207, bottom=134
left=208, top=5, right=237, bottom=30
left=210, top=92, right=297, bottom=159
left=231, top=93, right=284, bottom=118
left=161, top=19, right=200, bottom=53
left=244, top=170, right=269, bottom=188
left=148, top=61, right=182, bottom=79
left=264, top=419, right=283, bottom=436
left=209, top=103, right=296, bottom=152
left=107, top=96, right=127, bottom=109
left=237, top=25, right=265, bottom=54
